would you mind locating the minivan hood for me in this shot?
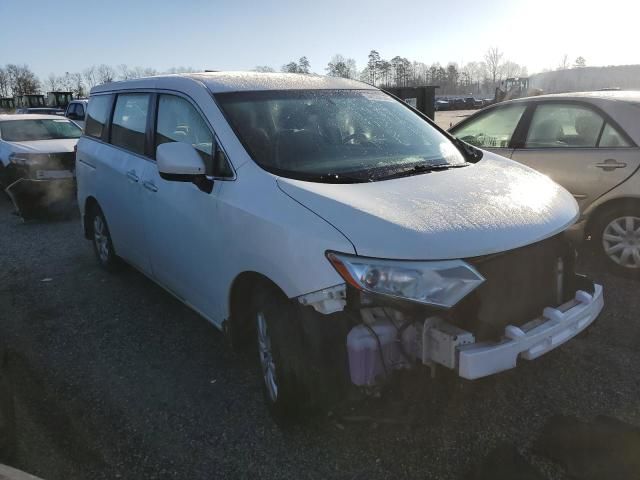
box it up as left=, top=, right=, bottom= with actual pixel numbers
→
left=6, top=138, right=77, bottom=154
left=276, top=153, right=579, bottom=260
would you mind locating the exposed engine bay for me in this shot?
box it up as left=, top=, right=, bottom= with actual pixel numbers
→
left=298, top=235, right=602, bottom=389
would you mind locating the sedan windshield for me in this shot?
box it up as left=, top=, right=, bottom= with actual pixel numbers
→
left=216, top=89, right=466, bottom=182
left=0, top=119, right=82, bottom=142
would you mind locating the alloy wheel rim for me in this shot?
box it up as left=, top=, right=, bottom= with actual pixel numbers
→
left=93, top=216, right=110, bottom=263
left=602, top=216, right=640, bottom=269
left=256, top=311, right=278, bottom=403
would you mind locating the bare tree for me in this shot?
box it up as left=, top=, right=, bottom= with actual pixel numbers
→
left=6, top=64, right=40, bottom=96
left=502, top=60, right=523, bottom=78
left=484, top=47, right=504, bottom=84
left=46, top=73, right=60, bottom=91
left=83, top=66, right=99, bottom=89
left=367, top=50, right=381, bottom=85
left=281, top=61, right=300, bottom=73
left=71, top=73, right=86, bottom=97
left=326, top=54, right=357, bottom=79
left=96, top=64, right=116, bottom=84
left=574, top=56, right=587, bottom=68
left=558, top=54, right=570, bottom=70
left=298, top=56, right=311, bottom=74
left=0, top=68, right=9, bottom=97
left=118, top=64, right=133, bottom=80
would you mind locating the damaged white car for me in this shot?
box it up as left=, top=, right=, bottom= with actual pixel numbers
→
left=0, top=114, right=80, bottom=218
left=76, top=73, right=604, bottom=419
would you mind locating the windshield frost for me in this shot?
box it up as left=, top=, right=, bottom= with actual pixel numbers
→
left=216, top=89, right=465, bottom=181
left=0, top=119, right=82, bottom=142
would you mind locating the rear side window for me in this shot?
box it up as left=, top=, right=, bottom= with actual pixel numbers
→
left=453, top=105, right=526, bottom=148
left=110, top=93, right=150, bottom=156
left=85, top=95, right=113, bottom=139
left=525, top=104, right=604, bottom=148
left=599, top=123, right=631, bottom=147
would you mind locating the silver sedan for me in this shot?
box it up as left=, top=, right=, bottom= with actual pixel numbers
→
left=450, top=91, right=640, bottom=276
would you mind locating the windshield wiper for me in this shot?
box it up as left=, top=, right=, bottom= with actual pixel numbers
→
left=372, top=162, right=469, bottom=181
left=312, top=173, right=371, bottom=184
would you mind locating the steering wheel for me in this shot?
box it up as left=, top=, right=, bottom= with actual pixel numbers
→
left=342, top=132, right=371, bottom=145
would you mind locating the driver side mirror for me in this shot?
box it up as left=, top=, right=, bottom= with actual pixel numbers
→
left=156, top=142, right=213, bottom=193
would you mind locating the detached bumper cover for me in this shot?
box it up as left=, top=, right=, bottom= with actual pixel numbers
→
left=457, top=284, right=603, bottom=379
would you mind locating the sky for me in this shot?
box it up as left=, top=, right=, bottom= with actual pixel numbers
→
left=1, top=0, right=639, bottom=80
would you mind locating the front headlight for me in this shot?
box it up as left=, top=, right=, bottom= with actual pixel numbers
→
left=327, top=252, right=485, bottom=308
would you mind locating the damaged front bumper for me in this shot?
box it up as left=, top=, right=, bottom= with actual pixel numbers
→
left=344, top=280, right=603, bottom=387
left=456, top=284, right=603, bottom=379
left=6, top=176, right=76, bottom=219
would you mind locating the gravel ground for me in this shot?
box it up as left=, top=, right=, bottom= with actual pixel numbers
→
left=1, top=193, right=640, bottom=480
left=434, top=110, right=475, bottom=130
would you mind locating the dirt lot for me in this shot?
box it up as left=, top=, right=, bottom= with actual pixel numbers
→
left=434, top=110, right=475, bottom=130
left=2, top=193, right=640, bottom=479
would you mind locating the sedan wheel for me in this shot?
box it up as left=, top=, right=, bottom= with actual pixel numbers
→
left=602, top=216, right=640, bottom=269
left=256, top=311, right=278, bottom=403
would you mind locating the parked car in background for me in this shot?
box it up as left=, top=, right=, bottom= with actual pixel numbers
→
left=65, top=99, right=88, bottom=129
left=15, top=107, right=63, bottom=115
left=76, top=72, right=603, bottom=420
left=450, top=91, right=640, bottom=276
left=0, top=114, right=81, bottom=218
left=435, top=99, right=450, bottom=111
left=464, top=97, right=476, bottom=109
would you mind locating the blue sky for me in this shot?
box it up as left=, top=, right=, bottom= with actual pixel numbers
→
left=1, top=0, right=638, bottom=79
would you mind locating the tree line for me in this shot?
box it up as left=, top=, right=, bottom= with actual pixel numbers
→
left=0, top=50, right=591, bottom=99
left=273, top=48, right=529, bottom=95
left=0, top=64, right=198, bottom=98
left=273, top=50, right=592, bottom=95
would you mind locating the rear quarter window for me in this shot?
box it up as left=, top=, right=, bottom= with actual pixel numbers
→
left=85, top=95, right=114, bottom=140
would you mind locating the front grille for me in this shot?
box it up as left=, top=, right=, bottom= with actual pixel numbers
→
left=448, top=235, right=574, bottom=341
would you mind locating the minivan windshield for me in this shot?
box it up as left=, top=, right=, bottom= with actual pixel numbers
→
left=0, top=119, right=82, bottom=141
left=216, top=89, right=466, bottom=182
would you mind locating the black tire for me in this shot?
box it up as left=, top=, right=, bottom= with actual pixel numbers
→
left=591, top=204, right=640, bottom=278
left=88, top=205, right=121, bottom=272
left=0, top=350, right=16, bottom=463
left=250, top=284, right=352, bottom=423
left=251, top=285, right=309, bottom=422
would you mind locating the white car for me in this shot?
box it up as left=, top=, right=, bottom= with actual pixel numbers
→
left=65, top=99, right=88, bottom=129
left=0, top=114, right=81, bottom=217
left=76, top=72, right=604, bottom=419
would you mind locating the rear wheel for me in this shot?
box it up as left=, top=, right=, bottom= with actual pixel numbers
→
left=592, top=204, right=640, bottom=278
left=88, top=205, right=121, bottom=272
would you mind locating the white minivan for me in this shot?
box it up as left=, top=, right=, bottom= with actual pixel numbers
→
left=76, top=72, right=604, bottom=418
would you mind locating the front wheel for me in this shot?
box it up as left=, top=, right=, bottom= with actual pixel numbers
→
left=251, top=286, right=308, bottom=421
left=88, top=206, right=121, bottom=272
left=592, top=205, right=640, bottom=277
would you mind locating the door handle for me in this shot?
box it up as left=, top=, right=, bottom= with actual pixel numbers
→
left=126, top=170, right=139, bottom=182
left=142, top=180, right=158, bottom=192
left=595, top=159, right=627, bottom=171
